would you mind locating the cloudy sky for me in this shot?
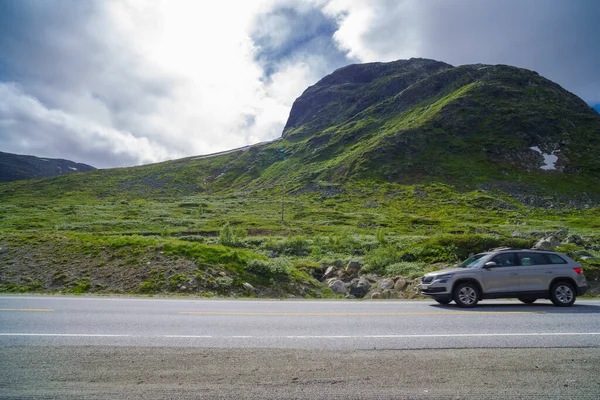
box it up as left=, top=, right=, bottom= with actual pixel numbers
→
left=1, top=0, right=598, bottom=168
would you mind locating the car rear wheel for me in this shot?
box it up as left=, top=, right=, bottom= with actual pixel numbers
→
left=517, top=297, right=537, bottom=304
left=550, top=282, right=576, bottom=307
left=434, top=298, right=451, bottom=305
left=453, top=283, right=479, bottom=308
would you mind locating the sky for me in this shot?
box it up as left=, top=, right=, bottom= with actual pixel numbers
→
left=0, top=0, right=598, bottom=169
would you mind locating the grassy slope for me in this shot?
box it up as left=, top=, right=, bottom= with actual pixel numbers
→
left=1, top=61, right=600, bottom=296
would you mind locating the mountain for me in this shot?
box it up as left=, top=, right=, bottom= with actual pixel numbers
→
left=0, top=151, right=96, bottom=183
left=1, top=59, right=599, bottom=298
left=1, top=58, right=599, bottom=201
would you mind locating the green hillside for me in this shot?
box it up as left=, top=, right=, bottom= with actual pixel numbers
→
left=1, top=58, right=599, bottom=297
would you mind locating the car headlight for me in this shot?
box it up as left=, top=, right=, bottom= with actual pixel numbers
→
left=434, top=274, right=453, bottom=283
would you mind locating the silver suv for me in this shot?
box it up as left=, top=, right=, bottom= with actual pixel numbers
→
left=420, top=248, right=588, bottom=307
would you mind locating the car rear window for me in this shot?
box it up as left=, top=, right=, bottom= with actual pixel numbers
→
left=543, top=254, right=568, bottom=264
left=517, top=253, right=547, bottom=266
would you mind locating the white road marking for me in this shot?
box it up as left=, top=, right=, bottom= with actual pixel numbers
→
left=1, top=332, right=599, bottom=339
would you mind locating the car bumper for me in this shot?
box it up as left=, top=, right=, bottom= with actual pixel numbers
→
left=420, top=283, right=450, bottom=296
left=577, top=285, right=588, bottom=296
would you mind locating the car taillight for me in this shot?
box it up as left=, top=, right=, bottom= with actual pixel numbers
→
left=573, top=267, right=583, bottom=274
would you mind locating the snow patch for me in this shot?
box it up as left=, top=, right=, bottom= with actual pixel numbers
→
left=68, top=167, right=78, bottom=171
left=530, top=146, right=558, bottom=170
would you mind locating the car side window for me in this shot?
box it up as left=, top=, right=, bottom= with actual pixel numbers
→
left=517, top=253, right=547, bottom=266
left=491, top=252, right=516, bottom=267
left=543, top=254, right=567, bottom=264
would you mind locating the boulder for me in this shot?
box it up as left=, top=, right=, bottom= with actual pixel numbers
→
left=533, top=237, right=557, bottom=251
left=573, top=250, right=593, bottom=258
left=565, top=235, right=584, bottom=246
left=394, top=278, right=407, bottom=291
left=242, top=282, right=255, bottom=291
left=511, top=231, right=529, bottom=239
left=348, top=278, right=371, bottom=298
left=346, top=260, right=362, bottom=274
left=322, top=266, right=337, bottom=280
left=379, top=278, right=395, bottom=291
left=328, top=280, right=347, bottom=295
left=552, top=229, right=569, bottom=241
left=333, top=259, right=344, bottom=268
left=371, top=292, right=383, bottom=299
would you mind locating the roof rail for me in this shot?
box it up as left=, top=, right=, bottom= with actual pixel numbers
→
left=488, top=247, right=517, bottom=252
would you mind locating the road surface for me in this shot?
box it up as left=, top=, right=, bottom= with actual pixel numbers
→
left=1, top=295, right=599, bottom=399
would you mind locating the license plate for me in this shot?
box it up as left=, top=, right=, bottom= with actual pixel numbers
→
left=420, top=284, right=428, bottom=290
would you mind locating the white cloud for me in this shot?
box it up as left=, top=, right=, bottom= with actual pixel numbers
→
left=0, top=0, right=597, bottom=169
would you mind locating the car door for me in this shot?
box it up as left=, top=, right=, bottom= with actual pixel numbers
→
left=480, top=252, right=520, bottom=294
left=517, top=252, right=560, bottom=292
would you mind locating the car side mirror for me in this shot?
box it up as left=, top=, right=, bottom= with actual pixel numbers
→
left=483, top=261, right=497, bottom=268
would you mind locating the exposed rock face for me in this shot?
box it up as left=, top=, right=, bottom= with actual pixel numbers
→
left=0, top=151, right=96, bottom=182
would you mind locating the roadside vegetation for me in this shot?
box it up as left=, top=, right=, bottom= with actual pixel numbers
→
left=1, top=180, right=598, bottom=297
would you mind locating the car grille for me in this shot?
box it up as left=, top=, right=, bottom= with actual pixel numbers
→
left=421, top=276, right=433, bottom=283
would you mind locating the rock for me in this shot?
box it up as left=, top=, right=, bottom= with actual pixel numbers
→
left=345, top=294, right=356, bottom=299
left=346, top=260, right=361, bottom=274
left=242, top=282, right=255, bottom=291
left=533, top=238, right=556, bottom=251
left=333, top=259, right=344, bottom=268
left=573, top=250, right=593, bottom=258
left=552, top=229, right=569, bottom=241
left=382, top=289, right=395, bottom=299
left=565, top=235, right=584, bottom=246
left=322, top=266, right=337, bottom=280
left=328, top=280, right=346, bottom=294
left=511, top=231, right=529, bottom=239
left=371, top=292, right=383, bottom=299
left=379, top=278, right=395, bottom=291
left=348, top=278, right=371, bottom=298
left=394, top=278, right=407, bottom=291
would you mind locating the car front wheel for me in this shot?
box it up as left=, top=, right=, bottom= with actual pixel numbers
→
left=453, top=283, right=479, bottom=308
left=550, top=282, right=576, bottom=307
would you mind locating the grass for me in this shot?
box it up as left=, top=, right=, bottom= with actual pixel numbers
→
left=1, top=60, right=599, bottom=296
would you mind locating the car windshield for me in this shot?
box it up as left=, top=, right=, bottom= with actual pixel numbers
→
left=458, top=253, right=487, bottom=268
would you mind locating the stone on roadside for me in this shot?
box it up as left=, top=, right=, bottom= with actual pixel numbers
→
left=533, top=238, right=555, bottom=251
left=242, top=282, right=255, bottom=291
left=379, top=278, right=395, bottom=291
left=328, top=280, right=346, bottom=294
left=371, top=292, right=383, bottom=299
left=348, top=278, right=371, bottom=298
left=346, top=260, right=361, bottom=274
left=565, top=235, right=584, bottom=246
left=322, top=266, right=337, bottom=280
left=394, top=278, right=407, bottom=291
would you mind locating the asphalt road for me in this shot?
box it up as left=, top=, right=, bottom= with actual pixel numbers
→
left=1, top=295, right=600, bottom=399
left=1, top=295, right=599, bottom=349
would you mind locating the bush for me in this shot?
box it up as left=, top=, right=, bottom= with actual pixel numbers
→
left=245, top=258, right=292, bottom=277
left=363, top=245, right=403, bottom=273
left=218, top=223, right=247, bottom=247
left=263, top=236, right=310, bottom=256
left=384, top=262, right=426, bottom=278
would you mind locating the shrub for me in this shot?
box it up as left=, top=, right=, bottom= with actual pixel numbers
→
left=215, top=276, right=234, bottom=289
left=245, top=258, right=292, bottom=277
left=385, top=262, right=426, bottom=278
left=218, top=223, right=247, bottom=247
left=263, top=236, right=310, bottom=256
left=363, top=245, right=403, bottom=273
